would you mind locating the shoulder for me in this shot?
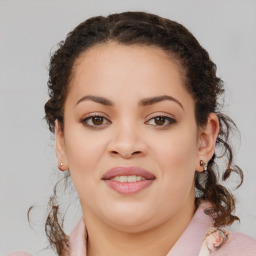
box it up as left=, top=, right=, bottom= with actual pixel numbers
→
left=213, top=231, right=256, bottom=256
left=6, top=251, right=33, bottom=256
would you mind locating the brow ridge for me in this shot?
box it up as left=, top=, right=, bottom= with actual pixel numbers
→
left=76, top=95, right=113, bottom=106
left=139, top=95, right=183, bottom=109
left=76, top=94, right=183, bottom=109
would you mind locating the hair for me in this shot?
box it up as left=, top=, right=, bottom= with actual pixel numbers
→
left=39, top=11, right=243, bottom=255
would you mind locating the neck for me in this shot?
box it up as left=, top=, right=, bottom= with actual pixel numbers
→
left=84, top=200, right=195, bottom=256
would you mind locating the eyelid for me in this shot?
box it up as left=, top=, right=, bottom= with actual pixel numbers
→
left=146, top=112, right=176, bottom=121
left=145, top=114, right=177, bottom=127
left=79, top=112, right=176, bottom=129
left=80, top=113, right=112, bottom=128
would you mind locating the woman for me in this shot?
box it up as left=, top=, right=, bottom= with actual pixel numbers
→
left=8, top=11, right=256, bottom=256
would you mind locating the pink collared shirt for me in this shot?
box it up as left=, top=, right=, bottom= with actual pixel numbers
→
left=7, top=203, right=256, bottom=256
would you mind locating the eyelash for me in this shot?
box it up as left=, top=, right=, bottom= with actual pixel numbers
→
left=81, top=114, right=176, bottom=129
left=146, top=115, right=176, bottom=127
left=81, top=115, right=112, bottom=129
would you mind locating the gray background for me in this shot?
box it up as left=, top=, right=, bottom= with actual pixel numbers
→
left=0, top=0, right=256, bottom=255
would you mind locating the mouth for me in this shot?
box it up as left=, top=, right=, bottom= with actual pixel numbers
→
left=102, top=166, right=155, bottom=195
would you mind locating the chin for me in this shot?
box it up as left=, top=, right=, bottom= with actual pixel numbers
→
left=99, top=202, right=159, bottom=232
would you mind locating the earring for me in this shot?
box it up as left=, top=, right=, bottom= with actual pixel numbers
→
left=59, top=162, right=64, bottom=171
left=200, top=160, right=207, bottom=172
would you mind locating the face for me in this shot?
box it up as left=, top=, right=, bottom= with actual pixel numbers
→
left=56, top=42, right=217, bottom=233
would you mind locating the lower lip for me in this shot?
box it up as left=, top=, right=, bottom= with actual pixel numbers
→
left=104, top=180, right=154, bottom=195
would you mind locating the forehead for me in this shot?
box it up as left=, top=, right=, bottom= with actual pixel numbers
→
left=68, top=42, right=193, bottom=108
left=72, top=42, right=183, bottom=81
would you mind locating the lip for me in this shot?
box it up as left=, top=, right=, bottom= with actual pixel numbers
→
left=102, top=166, right=155, bottom=195
left=102, top=166, right=155, bottom=180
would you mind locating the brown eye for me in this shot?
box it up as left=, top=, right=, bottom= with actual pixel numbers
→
left=146, top=115, right=176, bottom=127
left=92, top=116, right=104, bottom=125
left=81, top=115, right=111, bottom=128
left=155, top=116, right=166, bottom=125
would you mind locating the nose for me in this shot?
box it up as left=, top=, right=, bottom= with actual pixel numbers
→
left=107, top=123, right=147, bottom=159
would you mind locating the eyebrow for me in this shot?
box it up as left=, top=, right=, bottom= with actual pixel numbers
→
left=76, top=95, right=113, bottom=106
left=139, top=95, right=183, bottom=109
left=76, top=94, right=183, bottom=109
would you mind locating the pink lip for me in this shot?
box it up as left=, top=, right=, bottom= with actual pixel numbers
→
left=102, top=166, right=155, bottom=195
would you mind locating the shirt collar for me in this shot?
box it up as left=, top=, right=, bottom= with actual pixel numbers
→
left=166, top=203, right=213, bottom=255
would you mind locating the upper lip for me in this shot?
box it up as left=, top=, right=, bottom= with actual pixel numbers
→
left=102, top=166, right=156, bottom=180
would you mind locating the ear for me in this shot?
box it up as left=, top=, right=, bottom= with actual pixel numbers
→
left=195, top=113, right=219, bottom=172
left=55, top=119, right=68, bottom=171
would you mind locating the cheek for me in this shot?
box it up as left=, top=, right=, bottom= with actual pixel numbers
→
left=156, top=130, right=197, bottom=169
left=64, top=129, right=109, bottom=205
left=64, top=127, right=107, bottom=178
left=152, top=126, right=198, bottom=191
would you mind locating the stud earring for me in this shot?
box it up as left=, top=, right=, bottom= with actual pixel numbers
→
left=59, top=162, right=64, bottom=171
left=200, top=160, right=207, bottom=172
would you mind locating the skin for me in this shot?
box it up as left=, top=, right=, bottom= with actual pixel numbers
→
left=55, top=42, right=219, bottom=256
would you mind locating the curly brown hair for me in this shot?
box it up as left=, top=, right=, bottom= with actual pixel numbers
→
left=39, top=11, right=243, bottom=255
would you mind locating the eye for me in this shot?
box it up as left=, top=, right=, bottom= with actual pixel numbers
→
left=146, top=115, right=176, bottom=127
left=81, top=115, right=111, bottom=128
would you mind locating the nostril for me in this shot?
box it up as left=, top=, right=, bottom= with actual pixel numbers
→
left=132, top=151, right=142, bottom=155
left=110, top=150, right=143, bottom=158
